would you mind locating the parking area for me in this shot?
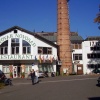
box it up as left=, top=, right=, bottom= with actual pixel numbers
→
left=0, top=75, right=100, bottom=100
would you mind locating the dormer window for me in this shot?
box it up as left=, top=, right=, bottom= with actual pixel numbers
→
left=14, top=30, right=17, bottom=33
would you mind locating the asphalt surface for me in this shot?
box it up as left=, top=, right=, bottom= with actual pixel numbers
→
left=0, top=75, right=100, bottom=100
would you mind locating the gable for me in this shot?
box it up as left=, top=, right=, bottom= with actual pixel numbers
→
left=0, top=26, right=58, bottom=48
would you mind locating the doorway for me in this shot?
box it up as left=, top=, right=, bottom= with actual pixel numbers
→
left=77, top=64, right=83, bottom=75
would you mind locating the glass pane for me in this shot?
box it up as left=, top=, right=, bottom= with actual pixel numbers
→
left=25, top=67, right=28, bottom=73
left=11, top=39, right=16, bottom=43
left=38, top=47, right=43, bottom=54
left=3, top=67, right=6, bottom=73
left=1, top=48, right=3, bottom=54
left=23, top=47, right=26, bottom=54
left=27, top=47, right=31, bottom=53
left=7, top=67, right=10, bottom=73
left=22, top=40, right=30, bottom=46
left=5, top=47, right=8, bottom=54
left=43, top=47, right=47, bottom=54
left=48, top=48, right=52, bottom=54
left=16, top=38, right=19, bottom=43
left=16, top=47, right=19, bottom=54
left=1, top=40, right=8, bottom=46
left=12, top=47, right=15, bottom=54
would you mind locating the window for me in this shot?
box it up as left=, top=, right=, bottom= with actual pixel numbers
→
left=38, top=64, right=54, bottom=73
left=73, top=54, right=82, bottom=60
left=11, top=46, right=19, bottom=54
left=87, top=64, right=100, bottom=69
left=73, top=43, right=82, bottom=49
left=38, top=47, right=43, bottom=54
left=90, top=47, right=100, bottom=51
left=25, top=65, right=32, bottom=73
left=22, top=40, right=31, bottom=54
left=38, top=47, right=52, bottom=54
left=3, top=65, right=10, bottom=73
left=11, top=38, right=19, bottom=54
left=0, top=40, right=8, bottom=54
left=14, top=30, right=17, bottom=33
left=87, top=53, right=100, bottom=59
left=75, top=44, right=78, bottom=49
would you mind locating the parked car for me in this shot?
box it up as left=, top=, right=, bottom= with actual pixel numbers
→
left=38, top=71, right=45, bottom=78
left=92, top=69, right=100, bottom=74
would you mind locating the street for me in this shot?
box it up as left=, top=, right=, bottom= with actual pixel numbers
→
left=0, top=75, right=100, bottom=100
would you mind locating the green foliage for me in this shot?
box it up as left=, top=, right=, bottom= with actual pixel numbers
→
left=94, top=5, right=100, bottom=29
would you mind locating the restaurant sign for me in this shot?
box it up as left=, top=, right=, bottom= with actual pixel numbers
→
left=0, top=55, right=34, bottom=60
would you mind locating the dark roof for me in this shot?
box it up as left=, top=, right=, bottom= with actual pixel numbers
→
left=70, top=36, right=84, bottom=43
left=85, top=36, right=100, bottom=41
left=0, top=26, right=58, bottom=48
left=37, top=32, right=84, bottom=43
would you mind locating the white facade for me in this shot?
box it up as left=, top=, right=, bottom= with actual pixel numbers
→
left=82, top=40, right=100, bottom=74
left=0, top=26, right=58, bottom=78
left=72, top=48, right=83, bottom=74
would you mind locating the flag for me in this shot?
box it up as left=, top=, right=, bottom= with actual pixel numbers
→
left=39, top=55, right=42, bottom=63
left=42, top=55, right=45, bottom=62
left=50, top=56, right=53, bottom=63
left=46, top=55, right=48, bottom=60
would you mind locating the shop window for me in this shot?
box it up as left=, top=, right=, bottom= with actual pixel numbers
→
left=25, top=65, right=32, bottom=73
left=3, top=66, right=10, bottom=73
left=38, top=64, right=54, bottom=73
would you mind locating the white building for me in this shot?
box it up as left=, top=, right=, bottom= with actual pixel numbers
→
left=0, top=26, right=58, bottom=78
left=82, top=37, right=100, bottom=74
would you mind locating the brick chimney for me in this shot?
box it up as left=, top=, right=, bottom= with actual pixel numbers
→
left=57, top=0, right=72, bottom=75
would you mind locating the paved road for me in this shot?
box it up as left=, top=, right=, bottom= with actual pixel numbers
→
left=0, top=75, right=100, bottom=100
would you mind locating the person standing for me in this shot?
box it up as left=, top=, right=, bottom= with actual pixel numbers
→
left=30, top=69, right=35, bottom=85
left=32, top=64, right=39, bottom=83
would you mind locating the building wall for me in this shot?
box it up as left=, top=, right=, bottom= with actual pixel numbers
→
left=82, top=40, right=100, bottom=74
left=0, top=29, right=57, bottom=78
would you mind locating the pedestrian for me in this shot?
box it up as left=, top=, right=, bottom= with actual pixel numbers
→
left=27, top=69, right=32, bottom=80
left=32, top=65, right=39, bottom=83
left=30, top=69, right=35, bottom=85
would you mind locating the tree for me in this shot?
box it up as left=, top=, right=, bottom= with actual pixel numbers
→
left=94, top=5, right=100, bottom=29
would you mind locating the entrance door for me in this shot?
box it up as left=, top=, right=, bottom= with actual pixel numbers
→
left=13, top=66, right=18, bottom=78
left=77, top=64, right=83, bottom=75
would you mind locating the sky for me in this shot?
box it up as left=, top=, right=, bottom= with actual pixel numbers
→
left=0, top=0, right=100, bottom=39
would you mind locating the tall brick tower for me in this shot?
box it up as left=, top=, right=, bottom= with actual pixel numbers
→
left=57, top=0, right=72, bottom=74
